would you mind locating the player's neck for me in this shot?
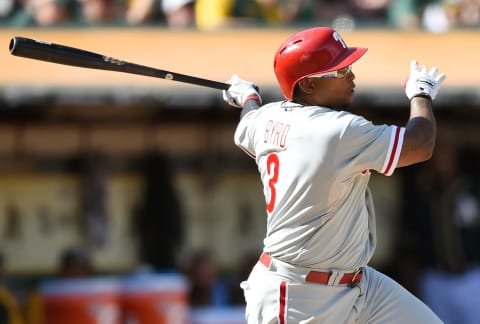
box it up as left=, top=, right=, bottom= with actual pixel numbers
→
left=291, top=98, right=310, bottom=106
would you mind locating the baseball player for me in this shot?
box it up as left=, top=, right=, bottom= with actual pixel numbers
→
left=222, top=27, right=446, bottom=323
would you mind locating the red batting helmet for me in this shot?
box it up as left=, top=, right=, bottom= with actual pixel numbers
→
left=273, top=27, right=368, bottom=100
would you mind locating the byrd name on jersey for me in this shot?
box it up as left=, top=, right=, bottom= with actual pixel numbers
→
left=264, top=120, right=290, bottom=148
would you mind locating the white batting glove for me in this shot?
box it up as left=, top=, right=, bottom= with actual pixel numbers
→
left=223, top=74, right=262, bottom=108
left=405, top=60, right=446, bottom=100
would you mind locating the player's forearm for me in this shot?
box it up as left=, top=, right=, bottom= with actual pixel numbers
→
left=407, top=96, right=436, bottom=146
left=398, top=96, right=436, bottom=167
left=240, top=99, right=261, bottom=119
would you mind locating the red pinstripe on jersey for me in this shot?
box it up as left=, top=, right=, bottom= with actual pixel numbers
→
left=238, top=146, right=256, bottom=159
left=383, top=126, right=402, bottom=175
left=279, top=281, right=287, bottom=323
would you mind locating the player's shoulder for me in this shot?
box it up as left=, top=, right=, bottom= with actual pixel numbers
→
left=305, top=106, right=359, bottom=123
left=337, top=110, right=372, bottom=126
left=317, top=109, right=377, bottom=137
left=245, top=101, right=285, bottom=118
left=261, top=101, right=284, bottom=110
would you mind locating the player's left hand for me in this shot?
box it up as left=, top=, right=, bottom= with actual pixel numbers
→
left=404, top=60, right=446, bottom=100
left=223, top=74, right=262, bottom=108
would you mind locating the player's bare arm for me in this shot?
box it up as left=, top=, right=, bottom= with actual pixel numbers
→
left=397, top=96, right=436, bottom=167
left=397, top=61, right=446, bottom=168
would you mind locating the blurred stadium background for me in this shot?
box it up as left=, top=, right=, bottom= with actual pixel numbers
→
left=0, top=0, right=480, bottom=323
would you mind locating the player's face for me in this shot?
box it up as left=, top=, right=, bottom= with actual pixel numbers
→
left=297, top=67, right=356, bottom=110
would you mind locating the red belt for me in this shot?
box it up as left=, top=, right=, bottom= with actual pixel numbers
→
left=260, top=252, right=362, bottom=286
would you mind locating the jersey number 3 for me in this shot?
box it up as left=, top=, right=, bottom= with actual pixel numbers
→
left=266, top=153, right=279, bottom=213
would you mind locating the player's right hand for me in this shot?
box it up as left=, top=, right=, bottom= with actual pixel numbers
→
left=223, top=74, right=262, bottom=108
left=404, top=60, right=446, bottom=100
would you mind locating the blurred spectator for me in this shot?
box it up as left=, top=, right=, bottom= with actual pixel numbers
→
left=2, top=0, right=479, bottom=28
left=134, top=151, right=184, bottom=270
left=194, top=0, right=235, bottom=30
left=457, top=0, right=480, bottom=26
left=386, top=0, right=427, bottom=29
left=422, top=0, right=480, bottom=32
left=56, top=246, right=93, bottom=278
left=0, top=253, right=25, bottom=324
left=422, top=1, right=452, bottom=32
left=76, top=0, right=123, bottom=25
left=0, top=0, right=29, bottom=26
left=185, top=249, right=230, bottom=307
left=236, top=0, right=304, bottom=25
left=80, top=153, right=110, bottom=247
left=388, top=0, right=480, bottom=32
left=350, top=0, right=390, bottom=24
left=161, top=0, right=194, bottom=28
left=25, top=246, right=93, bottom=324
left=311, top=0, right=390, bottom=29
left=395, top=142, right=480, bottom=324
left=194, top=0, right=304, bottom=30
left=125, top=0, right=158, bottom=25
left=0, top=0, right=16, bottom=18
left=312, top=0, right=354, bottom=19
left=23, top=0, right=74, bottom=26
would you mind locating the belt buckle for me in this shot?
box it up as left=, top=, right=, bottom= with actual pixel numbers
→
left=348, top=268, right=362, bottom=288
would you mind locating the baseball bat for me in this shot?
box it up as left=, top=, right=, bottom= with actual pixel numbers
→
left=9, top=36, right=230, bottom=90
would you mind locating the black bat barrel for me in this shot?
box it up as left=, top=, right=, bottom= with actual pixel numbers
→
left=10, top=36, right=115, bottom=71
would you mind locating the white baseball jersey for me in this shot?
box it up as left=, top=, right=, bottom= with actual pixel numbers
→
left=234, top=100, right=405, bottom=271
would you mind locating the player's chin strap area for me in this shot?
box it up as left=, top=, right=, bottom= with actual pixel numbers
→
left=259, top=252, right=363, bottom=288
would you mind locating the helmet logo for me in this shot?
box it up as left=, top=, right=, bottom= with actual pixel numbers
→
left=332, top=32, right=347, bottom=49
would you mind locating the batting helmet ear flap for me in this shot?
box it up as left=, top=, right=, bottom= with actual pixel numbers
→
left=274, top=27, right=367, bottom=100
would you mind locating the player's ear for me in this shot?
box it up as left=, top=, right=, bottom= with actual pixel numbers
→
left=297, top=78, right=315, bottom=95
